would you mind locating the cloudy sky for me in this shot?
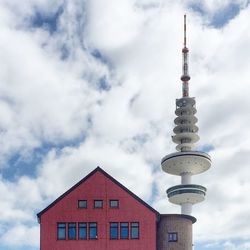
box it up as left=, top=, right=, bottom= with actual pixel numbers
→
left=0, top=0, right=250, bottom=249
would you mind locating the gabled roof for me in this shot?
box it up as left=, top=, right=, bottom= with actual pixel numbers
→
left=37, top=166, right=159, bottom=219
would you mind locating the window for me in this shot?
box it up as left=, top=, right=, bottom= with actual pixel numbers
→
left=110, top=222, right=118, bottom=239
left=168, top=232, right=178, bottom=242
left=110, top=200, right=119, bottom=208
left=57, top=223, right=66, bottom=240
left=120, top=222, right=129, bottom=239
left=78, top=200, right=87, bottom=208
left=89, top=223, right=97, bottom=239
left=68, top=223, right=76, bottom=240
left=94, top=200, right=103, bottom=208
left=79, top=223, right=87, bottom=240
left=130, top=222, right=139, bottom=239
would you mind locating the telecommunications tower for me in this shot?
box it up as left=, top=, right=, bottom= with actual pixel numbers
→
left=161, top=15, right=211, bottom=215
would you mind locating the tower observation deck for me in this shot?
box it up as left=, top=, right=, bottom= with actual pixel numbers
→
left=161, top=15, right=211, bottom=215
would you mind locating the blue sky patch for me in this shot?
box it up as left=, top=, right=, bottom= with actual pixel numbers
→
left=1, top=146, right=50, bottom=181
left=98, top=76, right=111, bottom=91
left=31, top=6, right=64, bottom=34
left=189, top=2, right=244, bottom=28
left=1, top=135, right=86, bottom=181
left=211, top=3, right=241, bottom=28
left=91, top=49, right=109, bottom=65
left=199, top=144, right=214, bottom=153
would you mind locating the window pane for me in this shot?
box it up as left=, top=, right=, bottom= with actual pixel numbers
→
left=78, top=200, right=87, bottom=208
left=57, top=223, right=66, bottom=240
left=79, top=223, right=87, bottom=239
left=120, top=222, right=129, bottom=239
left=68, top=223, right=76, bottom=240
left=110, top=222, right=118, bottom=239
left=131, top=222, right=139, bottom=239
left=168, top=232, right=178, bottom=242
left=89, top=223, right=97, bottom=239
left=110, top=200, right=119, bottom=208
left=94, top=200, right=103, bottom=208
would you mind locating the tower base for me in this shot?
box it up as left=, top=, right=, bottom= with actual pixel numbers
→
left=157, top=214, right=196, bottom=250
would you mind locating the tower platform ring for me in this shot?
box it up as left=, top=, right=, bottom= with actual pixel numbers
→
left=161, top=151, right=211, bottom=176
left=172, top=132, right=200, bottom=144
left=176, top=97, right=196, bottom=107
left=173, top=124, right=198, bottom=134
left=174, top=115, right=198, bottom=125
left=167, top=188, right=205, bottom=205
left=175, top=106, right=197, bottom=116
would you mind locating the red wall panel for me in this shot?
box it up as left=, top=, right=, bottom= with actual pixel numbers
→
left=40, top=170, right=157, bottom=250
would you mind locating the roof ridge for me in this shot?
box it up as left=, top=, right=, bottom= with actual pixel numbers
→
left=37, top=166, right=159, bottom=219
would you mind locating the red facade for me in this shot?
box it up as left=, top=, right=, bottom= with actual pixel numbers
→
left=38, top=167, right=158, bottom=250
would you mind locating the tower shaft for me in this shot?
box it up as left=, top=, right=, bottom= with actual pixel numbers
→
left=161, top=15, right=211, bottom=216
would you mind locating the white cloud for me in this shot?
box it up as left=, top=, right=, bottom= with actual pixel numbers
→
left=86, top=0, right=144, bottom=51
left=0, top=0, right=250, bottom=249
left=1, top=224, right=39, bottom=247
left=37, top=137, right=154, bottom=201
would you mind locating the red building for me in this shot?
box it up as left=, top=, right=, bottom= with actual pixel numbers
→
left=37, top=167, right=196, bottom=250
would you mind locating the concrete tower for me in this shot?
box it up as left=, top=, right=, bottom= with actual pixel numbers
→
left=161, top=15, right=211, bottom=216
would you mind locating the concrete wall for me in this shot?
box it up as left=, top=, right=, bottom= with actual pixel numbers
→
left=157, top=214, right=195, bottom=250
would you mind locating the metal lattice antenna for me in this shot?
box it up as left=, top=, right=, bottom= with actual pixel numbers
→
left=184, top=14, right=187, bottom=47
left=181, top=14, right=190, bottom=97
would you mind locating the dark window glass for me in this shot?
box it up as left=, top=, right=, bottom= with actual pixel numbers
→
left=78, top=200, right=87, bottom=208
left=89, top=223, right=97, bottom=239
left=168, top=232, right=178, bottom=242
left=131, top=222, right=139, bottom=239
left=57, top=223, right=66, bottom=240
left=68, top=223, right=76, bottom=240
left=120, top=222, right=129, bottom=239
left=94, top=200, right=103, bottom=208
left=110, top=222, right=118, bottom=239
left=110, top=200, right=119, bottom=208
left=79, top=223, right=87, bottom=239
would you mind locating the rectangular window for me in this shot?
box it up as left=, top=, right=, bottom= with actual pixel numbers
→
left=68, top=223, right=76, bottom=240
left=168, top=232, right=178, bottom=242
left=89, top=222, right=98, bottom=239
left=94, top=200, right=103, bottom=208
left=78, top=223, right=87, bottom=239
left=131, top=222, right=139, bottom=239
left=110, top=200, right=119, bottom=208
left=120, top=222, right=129, bottom=239
left=110, top=222, right=118, bottom=239
left=78, top=200, right=87, bottom=208
left=57, top=223, right=66, bottom=240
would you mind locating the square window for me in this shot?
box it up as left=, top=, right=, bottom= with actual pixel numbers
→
left=57, top=223, right=66, bottom=240
left=110, top=222, right=118, bottom=239
left=78, top=200, right=87, bottom=208
left=110, top=200, right=119, bottom=208
left=94, top=200, right=103, bottom=208
left=168, top=232, right=178, bottom=242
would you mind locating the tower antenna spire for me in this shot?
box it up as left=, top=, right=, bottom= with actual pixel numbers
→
left=181, top=14, right=190, bottom=97
left=184, top=14, right=187, bottom=47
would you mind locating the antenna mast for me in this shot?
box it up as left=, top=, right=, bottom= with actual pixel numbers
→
left=181, top=14, right=190, bottom=97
